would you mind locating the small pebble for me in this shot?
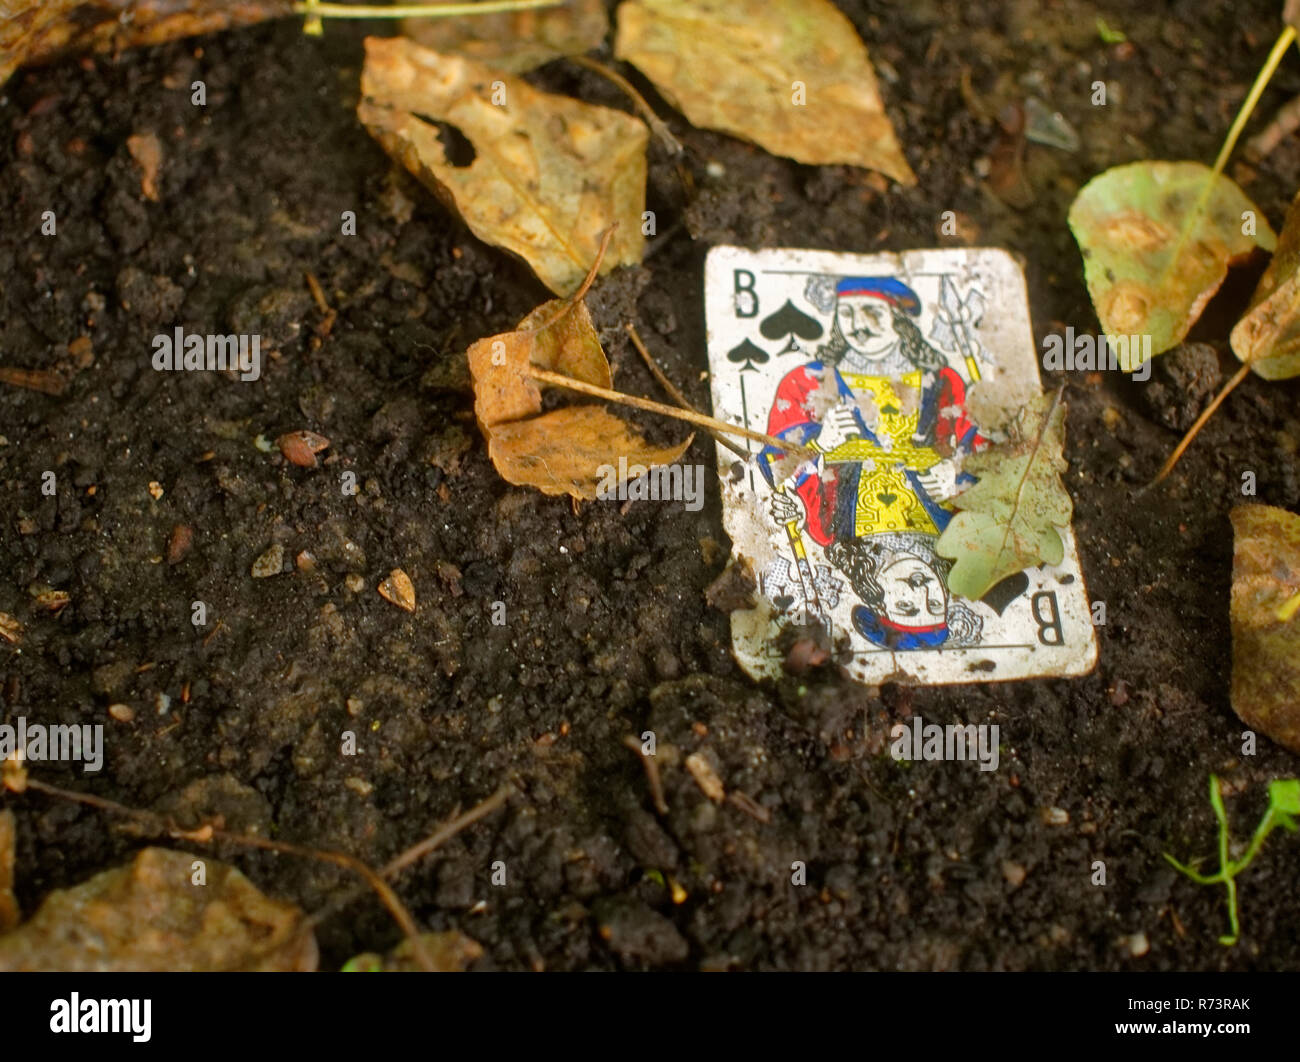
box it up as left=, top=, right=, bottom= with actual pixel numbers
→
left=251, top=544, right=285, bottom=578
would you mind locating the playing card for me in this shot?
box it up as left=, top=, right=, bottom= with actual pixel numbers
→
left=704, top=246, right=1098, bottom=685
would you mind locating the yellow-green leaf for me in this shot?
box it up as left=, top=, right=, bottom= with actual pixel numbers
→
left=1067, top=161, right=1276, bottom=367
left=613, top=0, right=914, bottom=184
left=1229, top=504, right=1300, bottom=754
left=358, top=36, right=647, bottom=295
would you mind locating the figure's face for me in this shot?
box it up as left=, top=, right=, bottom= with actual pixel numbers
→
left=836, top=295, right=898, bottom=359
left=879, top=557, right=946, bottom=627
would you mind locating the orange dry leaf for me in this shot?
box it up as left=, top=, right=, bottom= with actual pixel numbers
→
left=0, top=0, right=291, bottom=85
left=488, top=405, right=691, bottom=500
left=466, top=297, right=691, bottom=501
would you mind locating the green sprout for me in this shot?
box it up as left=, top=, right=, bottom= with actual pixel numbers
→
left=1095, top=17, right=1126, bottom=44
left=1164, top=775, right=1299, bottom=946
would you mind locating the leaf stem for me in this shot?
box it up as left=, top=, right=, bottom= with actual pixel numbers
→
left=293, top=0, right=563, bottom=19
left=1212, top=24, right=1297, bottom=177
left=625, top=324, right=746, bottom=457
left=569, top=56, right=683, bottom=154
left=1146, top=361, right=1250, bottom=488
left=526, top=367, right=818, bottom=458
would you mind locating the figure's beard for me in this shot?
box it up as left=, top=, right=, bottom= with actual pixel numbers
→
left=840, top=339, right=908, bottom=374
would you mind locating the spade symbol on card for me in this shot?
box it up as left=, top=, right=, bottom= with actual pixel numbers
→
left=727, top=339, right=770, bottom=372
left=980, top=571, right=1030, bottom=615
left=759, top=300, right=824, bottom=353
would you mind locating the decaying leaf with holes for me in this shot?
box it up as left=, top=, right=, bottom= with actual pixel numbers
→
left=1229, top=505, right=1300, bottom=754
left=467, top=300, right=691, bottom=500
left=358, top=36, right=647, bottom=295
left=1067, top=161, right=1276, bottom=366
left=1231, top=189, right=1300, bottom=380
left=0, top=0, right=291, bottom=86
left=402, top=0, right=608, bottom=73
left=936, top=391, right=1073, bottom=601
left=614, top=0, right=914, bottom=184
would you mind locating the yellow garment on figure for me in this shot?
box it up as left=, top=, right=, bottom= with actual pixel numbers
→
left=820, top=370, right=944, bottom=536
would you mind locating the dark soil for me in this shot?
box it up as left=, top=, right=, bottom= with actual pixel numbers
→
left=3, top=0, right=1300, bottom=971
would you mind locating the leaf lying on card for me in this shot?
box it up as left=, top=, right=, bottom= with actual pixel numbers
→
left=613, top=0, right=914, bottom=184
left=0, top=847, right=316, bottom=971
left=1229, top=505, right=1300, bottom=754
left=0, top=0, right=291, bottom=86
left=402, top=0, right=608, bottom=73
left=1067, top=161, right=1276, bottom=366
left=466, top=298, right=690, bottom=500
left=358, top=36, right=647, bottom=295
left=1230, top=189, right=1300, bottom=381
left=936, top=391, right=1072, bottom=601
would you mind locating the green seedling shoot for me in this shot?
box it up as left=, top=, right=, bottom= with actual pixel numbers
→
left=1164, top=775, right=1300, bottom=946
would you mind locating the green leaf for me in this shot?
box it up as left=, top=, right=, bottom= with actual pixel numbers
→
left=936, top=390, right=1072, bottom=601
left=1268, top=778, right=1300, bottom=816
left=1067, top=161, right=1276, bottom=366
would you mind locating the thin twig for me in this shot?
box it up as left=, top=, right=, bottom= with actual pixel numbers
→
left=0, top=367, right=66, bottom=396
left=1212, top=24, right=1298, bottom=175
left=622, top=734, right=668, bottom=815
left=525, top=224, right=617, bottom=334
left=626, top=323, right=745, bottom=458
left=570, top=56, right=683, bottom=155
left=527, top=367, right=817, bottom=457
left=21, top=776, right=437, bottom=973
left=304, top=784, right=513, bottom=929
left=293, top=0, right=562, bottom=19
left=1146, top=361, right=1250, bottom=489
left=1245, top=90, right=1300, bottom=162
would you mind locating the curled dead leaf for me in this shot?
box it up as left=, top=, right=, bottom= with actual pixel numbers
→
left=358, top=36, right=647, bottom=295
left=1231, top=188, right=1300, bottom=380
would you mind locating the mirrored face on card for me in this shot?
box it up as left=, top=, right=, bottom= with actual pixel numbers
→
left=704, top=245, right=1097, bottom=686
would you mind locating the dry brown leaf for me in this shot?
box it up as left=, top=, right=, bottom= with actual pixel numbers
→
left=0, top=810, right=18, bottom=933
left=402, top=0, right=608, bottom=73
left=0, top=847, right=316, bottom=970
left=1231, top=188, right=1300, bottom=380
left=466, top=295, right=691, bottom=501
left=489, top=404, right=691, bottom=499
left=0, top=0, right=291, bottom=86
left=614, top=0, right=914, bottom=184
left=1229, top=505, right=1300, bottom=753
left=358, top=35, right=648, bottom=295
